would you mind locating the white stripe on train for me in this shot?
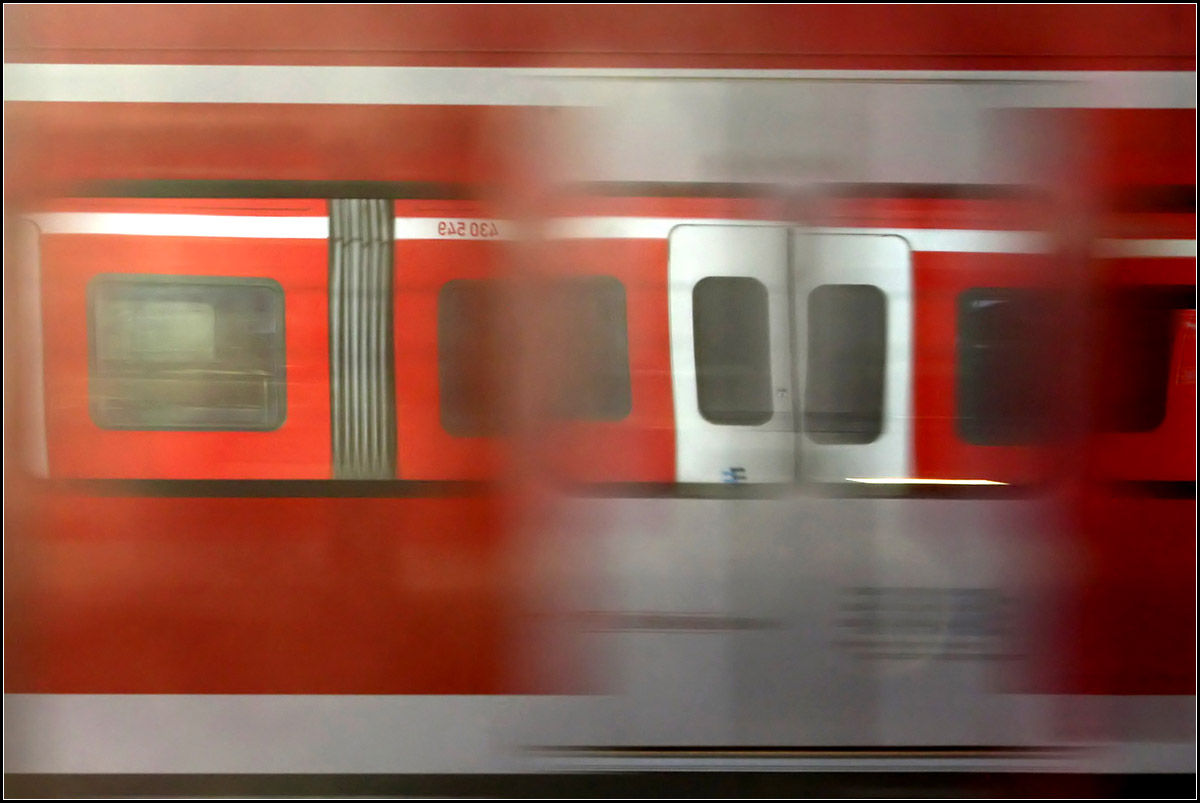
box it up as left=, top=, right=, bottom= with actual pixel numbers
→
left=28, top=213, right=330, bottom=239
left=543, top=219, right=1054, bottom=252
left=4, top=64, right=1196, bottom=109
left=30, top=213, right=1197, bottom=259
left=5, top=692, right=1193, bottom=773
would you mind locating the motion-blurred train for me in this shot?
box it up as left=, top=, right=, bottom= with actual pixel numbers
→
left=4, top=5, right=1195, bottom=785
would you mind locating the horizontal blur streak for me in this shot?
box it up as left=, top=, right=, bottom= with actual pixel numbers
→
left=3, top=5, right=1195, bottom=69
left=3, top=5, right=1195, bottom=791
left=846, top=478, right=1009, bottom=486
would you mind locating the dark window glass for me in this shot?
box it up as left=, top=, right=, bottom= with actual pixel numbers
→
left=1096, top=285, right=1194, bottom=433
left=956, top=288, right=1055, bottom=445
left=439, top=277, right=632, bottom=436
left=438, top=279, right=512, bottom=437
left=88, top=274, right=285, bottom=430
left=548, top=276, right=632, bottom=421
left=693, top=277, right=773, bottom=426
left=805, top=284, right=886, bottom=444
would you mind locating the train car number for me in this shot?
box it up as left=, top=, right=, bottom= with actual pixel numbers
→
left=437, top=220, right=501, bottom=238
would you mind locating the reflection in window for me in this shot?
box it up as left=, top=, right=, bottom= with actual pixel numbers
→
left=693, top=276, right=773, bottom=426
left=805, top=284, right=886, bottom=444
left=438, top=279, right=512, bottom=437
left=548, top=276, right=632, bottom=421
left=1096, top=285, right=1194, bottom=433
left=956, top=288, right=1055, bottom=445
left=438, top=276, right=633, bottom=437
left=88, top=274, right=285, bottom=430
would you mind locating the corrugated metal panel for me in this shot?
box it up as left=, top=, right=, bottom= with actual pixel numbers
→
left=329, top=199, right=396, bottom=478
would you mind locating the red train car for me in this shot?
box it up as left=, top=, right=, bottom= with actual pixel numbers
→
left=4, top=5, right=1195, bottom=790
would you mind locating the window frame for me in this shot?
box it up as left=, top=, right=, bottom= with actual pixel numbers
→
left=692, top=275, right=775, bottom=427
left=86, top=273, right=287, bottom=432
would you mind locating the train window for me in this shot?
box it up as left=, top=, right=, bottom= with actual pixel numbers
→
left=956, top=288, right=1055, bottom=445
left=1096, top=285, right=1194, bottom=433
left=88, top=274, right=285, bottom=430
left=439, top=277, right=632, bottom=435
left=548, top=276, right=632, bottom=421
left=693, top=276, right=773, bottom=426
left=805, top=284, right=886, bottom=444
left=438, top=279, right=513, bottom=437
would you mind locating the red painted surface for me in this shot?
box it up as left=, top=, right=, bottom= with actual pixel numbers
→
left=3, top=6, right=1193, bottom=705
left=11, top=196, right=553, bottom=694
left=1062, top=490, right=1197, bottom=697
left=1086, top=109, right=1197, bottom=190
left=393, top=205, right=508, bottom=481
left=38, top=198, right=332, bottom=480
left=1053, top=106, right=1197, bottom=699
left=8, top=492, right=528, bottom=694
left=4, top=103, right=520, bottom=197
left=391, top=201, right=677, bottom=484
left=5, top=5, right=1194, bottom=70
left=1091, top=257, right=1197, bottom=483
left=910, top=250, right=1063, bottom=485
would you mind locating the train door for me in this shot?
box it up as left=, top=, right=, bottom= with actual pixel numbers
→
left=790, top=232, right=913, bottom=483
left=668, top=225, right=795, bottom=485
left=668, top=224, right=913, bottom=485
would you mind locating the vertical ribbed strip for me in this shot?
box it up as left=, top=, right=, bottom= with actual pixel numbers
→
left=329, top=199, right=397, bottom=479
